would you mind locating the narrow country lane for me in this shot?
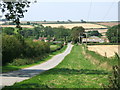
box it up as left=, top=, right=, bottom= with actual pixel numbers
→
left=0, top=43, right=73, bottom=89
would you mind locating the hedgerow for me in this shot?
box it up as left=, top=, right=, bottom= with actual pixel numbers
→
left=2, top=35, right=50, bottom=65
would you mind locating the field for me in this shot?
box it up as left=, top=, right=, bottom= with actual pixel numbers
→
left=50, top=45, right=60, bottom=51
left=1, top=25, right=34, bottom=28
left=42, top=23, right=107, bottom=29
left=88, top=45, right=119, bottom=57
left=97, top=22, right=119, bottom=27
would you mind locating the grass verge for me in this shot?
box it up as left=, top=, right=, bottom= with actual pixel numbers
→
left=86, top=49, right=118, bottom=66
left=2, top=45, right=67, bottom=73
left=3, top=45, right=112, bottom=88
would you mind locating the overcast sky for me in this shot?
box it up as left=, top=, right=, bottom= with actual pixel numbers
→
left=20, top=1, right=118, bottom=21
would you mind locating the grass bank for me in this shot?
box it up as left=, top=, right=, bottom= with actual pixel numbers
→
left=86, top=50, right=118, bottom=66
left=2, top=45, right=67, bottom=73
left=4, top=45, right=112, bottom=89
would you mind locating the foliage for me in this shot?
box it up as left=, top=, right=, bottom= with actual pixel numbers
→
left=2, top=33, right=50, bottom=65
left=106, top=24, right=120, bottom=43
left=18, top=28, right=34, bottom=38
left=106, top=54, right=120, bottom=89
left=2, top=44, right=67, bottom=73
left=87, top=31, right=102, bottom=37
left=10, top=54, right=48, bottom=66
left=3, top=27, right=15, bottom=35
left=0, top=0, right=31, bottom=29
left=23, top=40, right=50, bottom=58
left=2, top=35, right=22, bottom=65
left=71, top=26, right=85, bottom=43
left=107, top=65, right=120, bottom=89
left=53, top=26, right=71, bottom=41
left=18, top=25, right=71, bottom=42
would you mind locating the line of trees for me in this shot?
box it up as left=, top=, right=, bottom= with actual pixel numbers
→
left=2, top=25, right=87, bottom=44
left=17, top=25, right=86, bottom=43
left=4, top=24, right=120, bottom=45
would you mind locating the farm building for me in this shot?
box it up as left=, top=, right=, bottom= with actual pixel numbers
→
left=82, top=36, right=106, bottom=43
left=33, top=37, right=55, bottom=42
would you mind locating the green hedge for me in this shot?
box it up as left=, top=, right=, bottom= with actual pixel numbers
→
left=2, top=35, right=50, bottom=65
left=2, top=35, right=23, bottom=65
left=23, top=41, right=50, bottom=58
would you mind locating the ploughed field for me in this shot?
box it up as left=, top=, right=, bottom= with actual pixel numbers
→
left=88, top=45, right=119, bottom=57
left=42, top=23, right=107, bottom=29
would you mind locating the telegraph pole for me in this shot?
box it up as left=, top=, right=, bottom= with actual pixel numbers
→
left=84, top=33, right=88, bottom=52
left=79, top=33, right=80, bottom=43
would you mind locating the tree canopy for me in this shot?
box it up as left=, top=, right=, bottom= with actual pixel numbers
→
left=71, top=26, right=85, bottom=43
left=106, top=24, right=120, bottom=43
left=87, top=31, right=102, bottom=37
left=0, top=0, right=31, bottom=29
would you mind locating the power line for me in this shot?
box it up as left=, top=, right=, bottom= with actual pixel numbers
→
left=102, top=1, right=115, bottom=21
left=87, top=0, right=92, bottom=22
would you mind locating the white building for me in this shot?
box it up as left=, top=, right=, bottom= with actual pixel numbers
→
left=82, top=36, right=105, bottom=43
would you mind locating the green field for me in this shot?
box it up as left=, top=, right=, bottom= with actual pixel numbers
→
left=50, top=45, right=61, bottom=51
left=4, top=45, right=113, bottom=89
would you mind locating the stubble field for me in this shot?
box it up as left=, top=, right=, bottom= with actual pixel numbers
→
left=42, top=23, right=107, bottom=29
left=88, top=45, right=119, bottom=57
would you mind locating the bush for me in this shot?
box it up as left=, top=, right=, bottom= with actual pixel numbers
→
left=107, top=54, right=120, bottom=89
left=106, top=24, right=120, bottom=43
left=2, top=34, right=50, bottom=65
left=23, top=41, right=50, bottom=58
left=10, top=54, right=49, bottom=66
left=2, top=35, right=22, bottom=65
left=107, top=65, right=120, bottom=89
left=3, top=27, right=15, bottom=35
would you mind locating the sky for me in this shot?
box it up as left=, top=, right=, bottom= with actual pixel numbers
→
left=2, top=0, right=119, bottom=22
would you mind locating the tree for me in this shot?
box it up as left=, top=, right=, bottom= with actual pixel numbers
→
left=2, top=35, right=23, bottom=65
left=44, top=26, right=54, bottom=37
left=81, top=19, right=86, bottom=23
left=87, top=31, right=102, bottom=37
left=27, top=21, right=30, bottom=25
left=68, top=19, right=72, bottom=23
left=71, top=26, right=85, bottom=43
left=106, top=24, right=120, bottom=43
left=0, top=0, right=31, bottom=29
left=19, top=28, right=34, bottom=38
left=53, top=26, right=70, bottom=41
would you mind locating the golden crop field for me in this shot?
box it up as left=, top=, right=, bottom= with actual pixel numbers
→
left=97, top=22, right=119, bottom=27
left=1, top=25, right=34, bottom=28
left=42, top=23, right=107, bottom=29
left=88, top=45, right=119, bottom=57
